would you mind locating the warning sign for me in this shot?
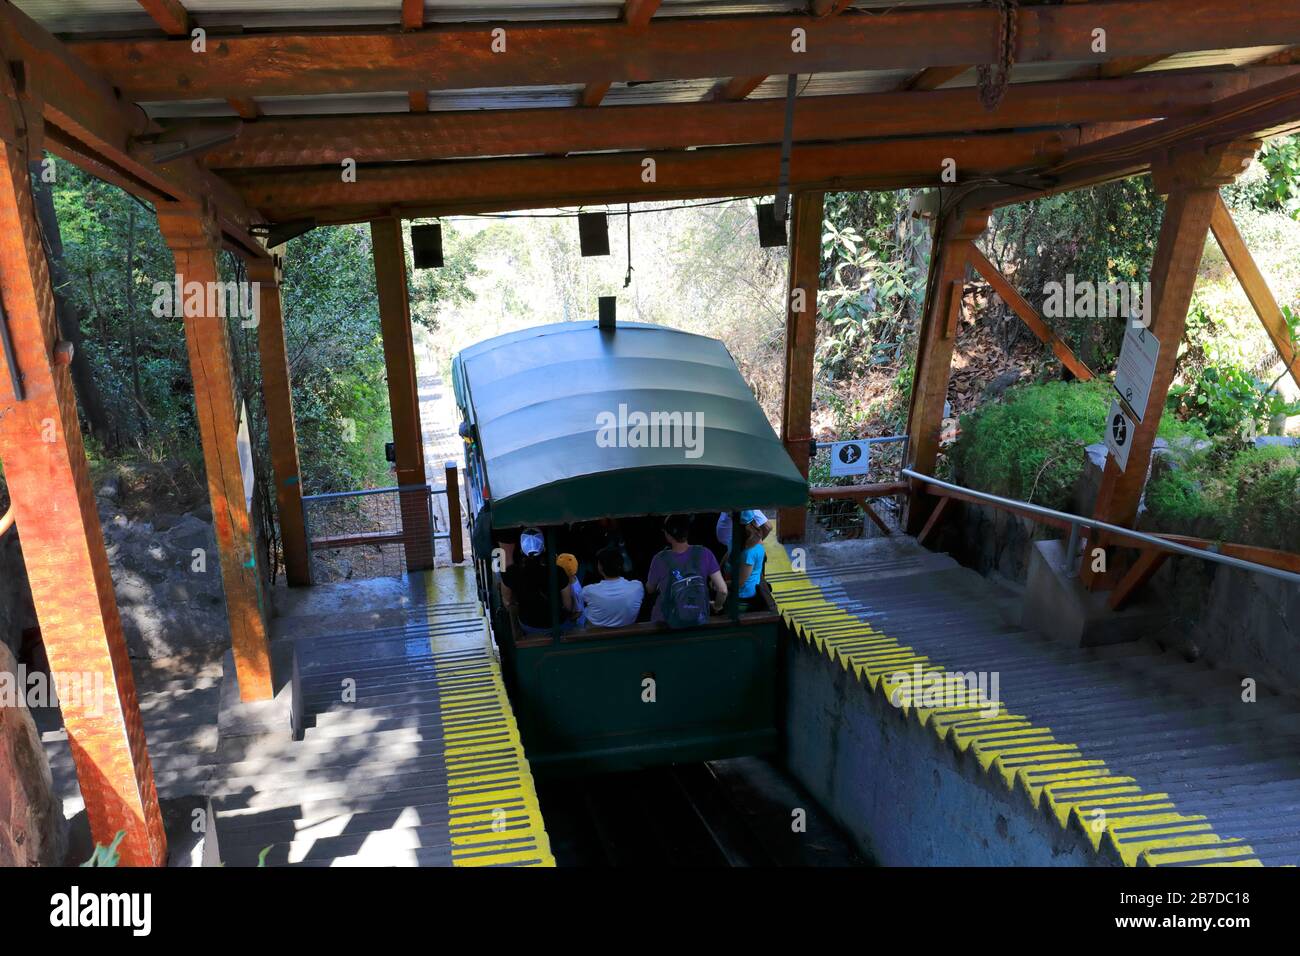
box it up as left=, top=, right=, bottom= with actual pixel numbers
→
left=829, top=440, right=869, bottom=477
left=1113, top=324, right=1160, bottom=421
left=1105, top=399, right=1136, bottom=472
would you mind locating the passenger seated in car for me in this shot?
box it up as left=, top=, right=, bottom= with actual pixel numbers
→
left=715, top=509, right=769, bottom=564
left=733, top=518, right=771, bottom=612
left=556, top=552, right=586, bottom=627
left=582, top=546, right=645, bottom=629
left=644, top=514, right=728, bottom=628
left=500, top=528, right=575, bottom=634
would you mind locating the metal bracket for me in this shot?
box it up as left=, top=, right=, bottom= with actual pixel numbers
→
left=0, top=296, right=25, bottom=402
left=253, top=218, right=318, bottom=248
left=131, top=121, right=242, bottom=165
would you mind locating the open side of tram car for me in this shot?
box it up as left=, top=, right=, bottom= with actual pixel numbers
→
left=452, top=321, right=808, bottom=775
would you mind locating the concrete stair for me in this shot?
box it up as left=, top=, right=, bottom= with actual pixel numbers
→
left=208, top=609, right=487, bottom=867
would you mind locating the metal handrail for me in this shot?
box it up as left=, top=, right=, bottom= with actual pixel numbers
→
left=302, top=482, right=442, bottom=503
left=902, top=468, right=1300, bottom=586
left=812, top=435, right=909, bottom=452
left=289, top=642, right=305, bottom=742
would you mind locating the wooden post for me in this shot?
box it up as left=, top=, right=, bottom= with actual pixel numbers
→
left=904, top=206, right=990, bottom=533
left=371, top=217, right=433, bottom=570
left=967, top=243, right=1096, bottom=381
left=156, top=204, right=274, bottom=700
left=1209, top=193, right=1300, bottom=391
left=1081, top=140, right=1259, bottom=589
left=245, top=253, right=310, bottom=586
left=0, top=132, right=166, bottom=863
left=444, top=460, right=464, bottom=564
left=778, top=191, right=824, bottom=541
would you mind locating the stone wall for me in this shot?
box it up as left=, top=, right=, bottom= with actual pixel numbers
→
left=0, top=642, right=65, bottom=866
left=0, top=529, right=34, bottom=660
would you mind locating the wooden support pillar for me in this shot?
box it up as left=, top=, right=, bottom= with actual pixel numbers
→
left=1209, top=193, right=1300, bottom=392
left=778, top=191, right=824, bottom=541
left=904, top=206, right=990, bottom=533
left=0, top=133, right=166, bottom=862
left=245, top=252, right=310, bottom=586
left=967, top=243, right=1096, bottom=381
left=371, top=217, right=433, bottom=570
left=156, top=204, right=274, bottom=700
left=1081, top=140, right=1259, bottom=589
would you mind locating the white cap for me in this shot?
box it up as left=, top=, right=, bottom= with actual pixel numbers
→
left=520, top=530, right=544, bottom=556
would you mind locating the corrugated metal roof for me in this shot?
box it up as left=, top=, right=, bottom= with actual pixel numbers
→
left=15, top=0, right=991, bottom=34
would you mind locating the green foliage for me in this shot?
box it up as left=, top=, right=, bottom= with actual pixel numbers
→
left=1232, top=135, right=1300, bottom=219
left=45, top=158, right=477, bottom=502
left=1142, top=433, right=1222, bottom=537
left=1145, top=442, right=1300, bottom=550
left=81, top=829, right=125, bottom=867
left=1167, top=360, right=1300, bottom=439
left=1224, top=445, right=1300, bottom=551
left=984, top=178, right=1163, bottom=368
left=51, top=160, right=198, bottom=464
left=949, top=380, right=1113, bottom=509
left=951, top=380, right=1206, bottom=511
left=817, top=191, right=926, bottom=384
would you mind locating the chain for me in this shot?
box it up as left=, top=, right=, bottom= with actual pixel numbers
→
left=976, top=0, right=1018, bottom=112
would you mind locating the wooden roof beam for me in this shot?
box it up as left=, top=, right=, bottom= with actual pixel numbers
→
left=710, top=0, right=853, bottom=102
left=0, top=3, right=264, bottom=256
left=958, top=68, right=1300, bottom=209
left=401, top=0, right=424, bottom=32
left=137, top=0, right=189, bottom=36
left=902, top=66, right=970, bottom=92
left=200, top=68, right=1258, bottom=169
left=71, top=0, right=1300, bottom=104
left=223, top=127, right=1076, bottom=224
left=135, top=2, right=264, bottom=128
left=402, top=0, right=427, bottom=112
left=581, top=1, right=662, bottom=108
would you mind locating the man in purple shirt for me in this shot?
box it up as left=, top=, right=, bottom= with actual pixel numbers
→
left=645, top=514, right=729, bottom=626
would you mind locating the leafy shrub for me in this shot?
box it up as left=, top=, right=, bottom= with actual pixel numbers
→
left=952, top=380, right=1209, bottom=512
left=950, top=379, right=1113, bottom=509
left=1234, top=135, right=1300, bottom=220
left=1167, top=360, right=1300, bottom=439
left=1224, top=445, right=1300, bottom=551
left=1143, top=457, right=1222, bottom=537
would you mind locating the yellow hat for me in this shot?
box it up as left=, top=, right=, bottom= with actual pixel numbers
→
left=556, top=553, right=579, bottom=578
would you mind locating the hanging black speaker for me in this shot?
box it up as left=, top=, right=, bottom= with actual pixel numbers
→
left=411, top=223, right=444, bottom=268
left=578, top=212, right=610, bottom=257
left=756, top=203, right=788, bottom=248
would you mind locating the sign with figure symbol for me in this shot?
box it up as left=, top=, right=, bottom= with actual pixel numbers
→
left=1104, top=399, right=1135, bottom=471
left=829, top=440, right=869, bottom=477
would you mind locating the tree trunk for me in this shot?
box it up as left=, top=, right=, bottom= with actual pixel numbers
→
left=123, top=206, right=149, bottom=439
left=28, top=161, right=114, bottom=448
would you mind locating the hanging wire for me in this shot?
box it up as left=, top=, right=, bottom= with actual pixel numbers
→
left=441, top=195, right=763, bottom=222
left=623, top=201, right=633, bottom=288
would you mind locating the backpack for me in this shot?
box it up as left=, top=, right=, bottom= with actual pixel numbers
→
left=662, top=547, right=709, bottom=629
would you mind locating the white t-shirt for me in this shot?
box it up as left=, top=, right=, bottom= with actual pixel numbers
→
left=582, top=577, right=645, bottom=628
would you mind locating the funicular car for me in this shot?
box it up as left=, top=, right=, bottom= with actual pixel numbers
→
left=452, top=320, right=807, bottom=774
